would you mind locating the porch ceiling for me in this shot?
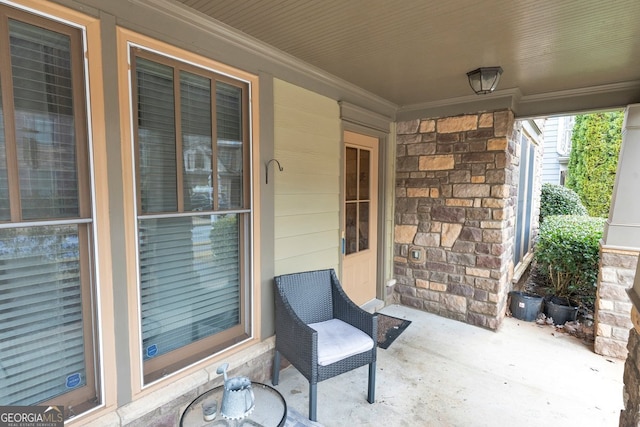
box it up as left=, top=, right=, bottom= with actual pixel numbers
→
left=174, top=0, right=640, bottom=117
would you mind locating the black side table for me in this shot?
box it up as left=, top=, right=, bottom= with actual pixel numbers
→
left=180, top=382, right=287, bottom=426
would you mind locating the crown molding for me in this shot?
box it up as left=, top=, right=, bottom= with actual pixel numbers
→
left=521, top=81, right=640, bottom=103
left=396, top=88, right=522, bottom=121
left=130, top=0, right=397, bottom=118
left=339, top=101, right=392, bottom=133
left=517, top=81, right=640, bottom=117
left=396, top=81, right=640, bottom=121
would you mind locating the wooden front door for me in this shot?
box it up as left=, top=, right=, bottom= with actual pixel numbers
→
left=342, top=131, right=378, bottom=305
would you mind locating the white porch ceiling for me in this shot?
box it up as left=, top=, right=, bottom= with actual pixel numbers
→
left=174, top=0, right=640, bottom=116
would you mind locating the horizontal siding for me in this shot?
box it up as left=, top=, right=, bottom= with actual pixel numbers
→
left=542, top=117, right=561, bottom=184
left=275, top=248, right=339, bottom=274
left=541, top=169, right=560, bottom=185
left=274, top=212, right=338, bottom=238
left=274, top=126, right=338, bottom=156
left=276, top=173, right=340, bottom=194
left=273, top=79, right=341, bottom=275
left=275, top=194, right=339, bottom=216
left=275, top=230, right=338, bottom=260
left=275, top=108, right=340, bottom=138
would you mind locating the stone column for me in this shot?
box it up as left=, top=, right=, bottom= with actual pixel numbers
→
left=394, top=110, right=517, bottom=330
left=595, top=104, right=640, bottom=359
left=595, top=248, right=638, bottom=357
left=620, top=307, right=640, bottom=425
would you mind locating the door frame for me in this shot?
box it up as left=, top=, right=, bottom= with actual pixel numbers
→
left=339, top=121, right=392, bottom=304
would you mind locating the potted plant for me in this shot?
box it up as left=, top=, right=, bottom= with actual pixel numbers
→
left=541, top=272, right=579, bottom=326
left=509, top=289, right=543, bottom=322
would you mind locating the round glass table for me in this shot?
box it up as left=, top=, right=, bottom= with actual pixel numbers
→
left=180, top=382, right=287, bottom=427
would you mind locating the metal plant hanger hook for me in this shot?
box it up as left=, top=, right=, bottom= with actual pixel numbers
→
left=265, top=158, right=284, bottom=184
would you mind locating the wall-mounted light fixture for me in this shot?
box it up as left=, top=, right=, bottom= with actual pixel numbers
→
left=466, top=66, right=503, bottom=95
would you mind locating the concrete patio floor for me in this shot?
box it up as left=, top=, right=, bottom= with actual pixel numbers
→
left=272, top=304, right=624, bottom=427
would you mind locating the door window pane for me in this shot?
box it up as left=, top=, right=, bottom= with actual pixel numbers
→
left=345, top=147, right=357, bottom=201
left=345, top=146, right=372, bottom=254
left=10, top=20, right=78, bottom=220
left=345, top=203, right=357, bottom=255
left=359, top=150, right=370, bottom=200
left=136, top=57, right=177, bottom=213
left=359, top=202, right=369, bottom=251
left=0, top=225, right=86, bottom=405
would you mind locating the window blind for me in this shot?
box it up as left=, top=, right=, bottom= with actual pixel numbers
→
left=216, top=82, right=243, bottom=210
left=136, top=57, right=177, bottom=214
left=135, top=55, right=246, bottom=371
left=181, top=71, right=212, bottom=212
left=0, top=17, right=90, bottom=408
left=0, top=83, right=9, bottom=221
left=139, top=215, right=240, bottom=360
left=0, top=225, right=86, bottom=405
left=10, top=19, right=79, bottom=220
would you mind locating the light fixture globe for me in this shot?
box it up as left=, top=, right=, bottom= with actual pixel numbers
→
left=466, top=66, right=503, bottom=95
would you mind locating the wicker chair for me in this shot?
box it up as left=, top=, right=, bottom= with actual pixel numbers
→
left=272, top=269, right=377, bottom=422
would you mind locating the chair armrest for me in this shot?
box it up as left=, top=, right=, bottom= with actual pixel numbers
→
left=274, top=285, right=318, bottom=381
left=329, top=271, right=378, bottom=339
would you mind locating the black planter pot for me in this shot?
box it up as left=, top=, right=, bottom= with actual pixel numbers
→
left=509, top=291, right=543, bottom=321
left=544, top=296, right=578, bottom=325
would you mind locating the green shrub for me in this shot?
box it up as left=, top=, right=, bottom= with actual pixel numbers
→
left=539, top=183, right=587, bottom=223
left=534, top=215, right=605, bottom=299
left=566, top=112, right=622, bottom=217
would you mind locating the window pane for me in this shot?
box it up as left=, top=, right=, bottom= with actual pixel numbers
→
left=10, top=20, right=79, bottom=220
left=181, top=71, right=213, bottom=212
left=136, top=57, right=177, bottom=213
left=0, top=80, right=9, bottom=221
left=0, top=225, right=86, bottom=405
left=345, top=147, right=357, bottom=201
left=139, top=214, right=240, bottom=360
left=216, top=82, right=243, bottom=209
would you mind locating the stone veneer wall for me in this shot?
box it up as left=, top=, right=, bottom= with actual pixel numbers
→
left=621, top=326, right=640, bottom=425
left=595, top=247, right=638, bottom=358
left=91, top=341, right=275, bottom=426
left=394, top=110, right=517, bottom=330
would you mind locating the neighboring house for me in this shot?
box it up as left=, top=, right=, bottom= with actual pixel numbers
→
left=541, top=116, right=575, bottom=185
left=0, top=1, right=638, bottom=426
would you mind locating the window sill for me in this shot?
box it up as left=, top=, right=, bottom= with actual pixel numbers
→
left=73, top=337, right=274, bottom=426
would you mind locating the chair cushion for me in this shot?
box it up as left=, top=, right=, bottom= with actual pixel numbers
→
left=308, top=319, right=374, bottom=366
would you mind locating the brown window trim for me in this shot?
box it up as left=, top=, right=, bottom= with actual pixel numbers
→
left=0, top=3, right=98, bottom=418
left=129, top=47, right=253, bottom=384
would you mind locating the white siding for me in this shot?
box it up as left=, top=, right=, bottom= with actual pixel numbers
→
left=541, top=117, right=561, bottom=184
left=541, top=116, right=574, bottom=185
left=273, top=79, right=341, bottom=275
